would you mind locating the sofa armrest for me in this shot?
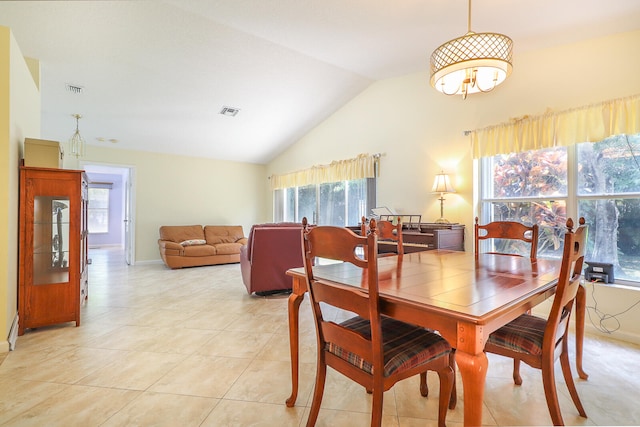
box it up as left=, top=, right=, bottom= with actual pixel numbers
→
left=237, top=237, right=248, bottom=245
left=158, top=239, right=184, bottom=253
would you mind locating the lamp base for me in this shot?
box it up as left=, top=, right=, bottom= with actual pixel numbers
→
left=435, top=217, right=450, bottom=224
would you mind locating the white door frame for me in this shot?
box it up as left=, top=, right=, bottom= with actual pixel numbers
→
left=80, top=161, right=136, bottom=265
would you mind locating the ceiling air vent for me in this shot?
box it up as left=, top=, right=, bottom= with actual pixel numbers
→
left=66, top=84, right=84, bottom=94
left=219, top=106, right=240, bottom=117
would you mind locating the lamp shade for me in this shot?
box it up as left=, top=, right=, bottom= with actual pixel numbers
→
left=430, top=31, right=513, bottom=97
left=429, top=0, right=513, bottom=99
left=432, top=173, right=455, bottom=194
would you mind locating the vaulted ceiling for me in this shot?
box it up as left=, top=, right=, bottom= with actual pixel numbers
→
left=2, top=1, right=640, bottom=164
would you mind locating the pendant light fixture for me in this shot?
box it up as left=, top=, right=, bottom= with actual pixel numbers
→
left=69, top=113, right=85, bottom=158
left=430, top=0, right=513, bottom=99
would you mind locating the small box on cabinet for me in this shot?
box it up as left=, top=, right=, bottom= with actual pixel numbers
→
left=24, top=138, right=63, bottom=168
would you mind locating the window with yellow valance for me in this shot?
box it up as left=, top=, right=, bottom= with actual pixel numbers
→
left=269, top=153, right=380, bottom=190
left=471, top=94, right=640, bottom=158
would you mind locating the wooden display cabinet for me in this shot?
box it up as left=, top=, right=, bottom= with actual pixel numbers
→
left=18, top=166, right=88, bottom=335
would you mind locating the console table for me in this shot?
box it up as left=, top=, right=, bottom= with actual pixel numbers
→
left=377, top=223, right=465, bottom=253
left=416, top=223, right=465, bottom=250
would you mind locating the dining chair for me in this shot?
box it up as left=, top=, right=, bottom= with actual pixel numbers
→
left=302, top=217, right=454, bottom=427
left=474, top=217, right=539, bottom=260
left=484, top=217, right=588, bottom=426
left=474, top=217, right=540, bottom=383
left=361, top=216, right=404, bottom=257
left=363, top=215, right=457, bottom=406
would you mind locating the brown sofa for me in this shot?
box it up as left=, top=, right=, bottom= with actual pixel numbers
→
left=240, top=223, right=305, bottom=295
left=158, top=225, right=247, bottom=269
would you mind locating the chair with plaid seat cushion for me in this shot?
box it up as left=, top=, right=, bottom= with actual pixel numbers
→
left=475, top=216, right=540, bottom=385
left=484, top=218, right=588, bottom=426
left=301, top=217, right=454, bottom=427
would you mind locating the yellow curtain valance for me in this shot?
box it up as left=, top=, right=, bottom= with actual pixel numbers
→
left=471, top=94, right=640, bottom=158
left=270, top=153, right=380, bottom=190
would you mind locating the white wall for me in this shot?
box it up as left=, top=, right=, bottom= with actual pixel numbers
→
left=267, top=30, right=640, bottom=343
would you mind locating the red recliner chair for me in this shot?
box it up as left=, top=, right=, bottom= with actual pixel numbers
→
left=240, top=223, right=305, bottom=295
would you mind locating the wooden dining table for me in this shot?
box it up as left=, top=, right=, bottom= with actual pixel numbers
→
left=285, top=250, right=588, bottom=427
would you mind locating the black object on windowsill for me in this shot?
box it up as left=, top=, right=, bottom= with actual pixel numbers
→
left=584, top=261, right=615, bottom=284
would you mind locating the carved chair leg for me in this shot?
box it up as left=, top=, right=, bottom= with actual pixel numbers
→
left=437, top=365, right=455, bottom=427
left=513, top=359, right=523, bottom=385
left=306, top=361, right=327, bottom=427
left=560, top=349, right=587, bottom=418
left=448, top=350, right=457, bottom=409
left=371, top=388, right=384, bottom=427
left=541, top=359, right=563, bottom=426
left=420, top=372, right=428, bottom=397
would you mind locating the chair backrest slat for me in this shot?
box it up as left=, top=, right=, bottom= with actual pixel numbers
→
left=309, top=224, right=369, bottom=268
left=312, top=280, right=371, bottom=319
left=475, top=217, right=539, bottom=260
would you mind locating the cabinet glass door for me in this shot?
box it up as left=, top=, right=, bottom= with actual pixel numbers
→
left=33, top=195, right=70, bottom=285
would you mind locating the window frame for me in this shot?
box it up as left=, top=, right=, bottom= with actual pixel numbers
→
left=479, top=140, right=640, bottom=287
left=87, top=187, right=110, bottom=234
left=273, top=178, right=376, bottom=226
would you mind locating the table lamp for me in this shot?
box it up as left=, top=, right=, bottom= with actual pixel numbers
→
left=432, top=171, right=456, bottom=223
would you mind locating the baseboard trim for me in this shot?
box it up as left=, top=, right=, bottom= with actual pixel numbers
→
left=584, top=323, right=640, bottom=346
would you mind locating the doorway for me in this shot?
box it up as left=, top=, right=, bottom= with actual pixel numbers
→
left=80, top=162, right=136, bottom=265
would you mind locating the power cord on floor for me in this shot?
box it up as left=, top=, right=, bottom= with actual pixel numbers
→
left=585, top=281, right=640, bottom=334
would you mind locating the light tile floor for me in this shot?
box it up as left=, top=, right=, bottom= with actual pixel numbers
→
left=1, top=247, right=639, bottom=426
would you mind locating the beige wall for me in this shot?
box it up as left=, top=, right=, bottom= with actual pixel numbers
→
left=0, top=26, right=41, bottom=352
left=267, top=30, right=640, bottom=343
left=70, top=145, right=268, bottom=263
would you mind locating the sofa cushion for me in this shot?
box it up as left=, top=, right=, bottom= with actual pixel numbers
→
left=204, top=225, right=245, bottom=245
left=159, top=225, right=204, bottom=243
left=183, top=244, right=217, bottom=257
left=215, top=242, right=244, bottom=255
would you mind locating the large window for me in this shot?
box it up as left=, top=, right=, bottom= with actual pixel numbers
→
left=88, top=187, right=110, bottom=233
left=274, top=178, right=374, bottom=226
left=479, top=133, right=640, bottom=284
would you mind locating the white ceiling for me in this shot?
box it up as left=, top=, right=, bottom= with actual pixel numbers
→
left=2, top=1, right=640, bottom=164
